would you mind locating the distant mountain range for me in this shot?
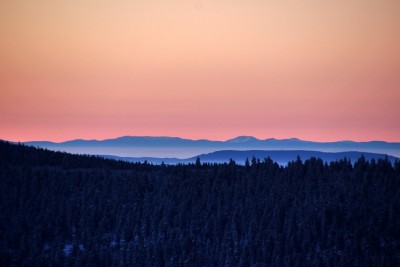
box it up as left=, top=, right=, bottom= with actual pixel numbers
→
left=23, top=135, right=400, bottom=159
left=101, top=150, right=399, bottom=165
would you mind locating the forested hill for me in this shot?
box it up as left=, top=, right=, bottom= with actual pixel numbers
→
left=1, top=141, right=399, bottom=266
left=0, top=140, right=137, bottom=170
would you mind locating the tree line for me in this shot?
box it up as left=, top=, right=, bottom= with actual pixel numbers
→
left=0, top=141, right=399, bottom=266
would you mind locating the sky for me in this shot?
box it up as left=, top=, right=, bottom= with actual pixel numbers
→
left=1, top=0, right=399, bottom=142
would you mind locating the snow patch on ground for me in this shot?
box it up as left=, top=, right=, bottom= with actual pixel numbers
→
left=63, top=243, right=85, bottom=256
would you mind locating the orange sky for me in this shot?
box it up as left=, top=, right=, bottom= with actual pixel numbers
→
left=1, top=0, right=400, bottom=142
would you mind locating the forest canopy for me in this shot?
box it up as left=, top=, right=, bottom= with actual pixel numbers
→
left=0, top=141, right=399, bottom=266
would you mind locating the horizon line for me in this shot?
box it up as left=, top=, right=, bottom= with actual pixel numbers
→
left=3, top=135, right=399, bottom=144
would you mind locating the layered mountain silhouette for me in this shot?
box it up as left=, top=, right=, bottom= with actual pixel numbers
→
left=101, top=150, right=398, bottom=165
left=23, top=135, right=400, bottom=160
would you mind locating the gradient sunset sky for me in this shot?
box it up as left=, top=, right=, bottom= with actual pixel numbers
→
left=1, top=0, right=399, bottom=142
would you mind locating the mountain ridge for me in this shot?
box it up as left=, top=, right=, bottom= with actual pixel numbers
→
left=20, top=135, right=400, bottom=158
left=100, top=149, right=399, bottom=165
left=23, top=135, right=398, bottom=144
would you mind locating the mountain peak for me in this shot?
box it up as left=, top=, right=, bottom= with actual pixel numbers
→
left=226, top=136, right=259, bottom=143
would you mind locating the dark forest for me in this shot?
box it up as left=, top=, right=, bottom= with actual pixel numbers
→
left=1, top=141, right=399, bottom=266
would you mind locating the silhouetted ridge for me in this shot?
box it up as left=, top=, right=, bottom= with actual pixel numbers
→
left=0, top=140, right=136, bottom=169
left=23, top=135, right=400, bottom=158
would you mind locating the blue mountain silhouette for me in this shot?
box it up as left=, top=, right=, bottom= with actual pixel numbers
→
left=23, top=135, right=400, bottom=159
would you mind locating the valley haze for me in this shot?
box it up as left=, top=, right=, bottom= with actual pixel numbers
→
left=21, top=136, right=400, bottom=160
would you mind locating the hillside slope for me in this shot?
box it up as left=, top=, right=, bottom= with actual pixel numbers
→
left=1, top=141, right=399, bottom=266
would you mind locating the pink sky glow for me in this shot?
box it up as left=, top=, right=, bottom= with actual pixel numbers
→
left=1, top=0, right=400, bottom=142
